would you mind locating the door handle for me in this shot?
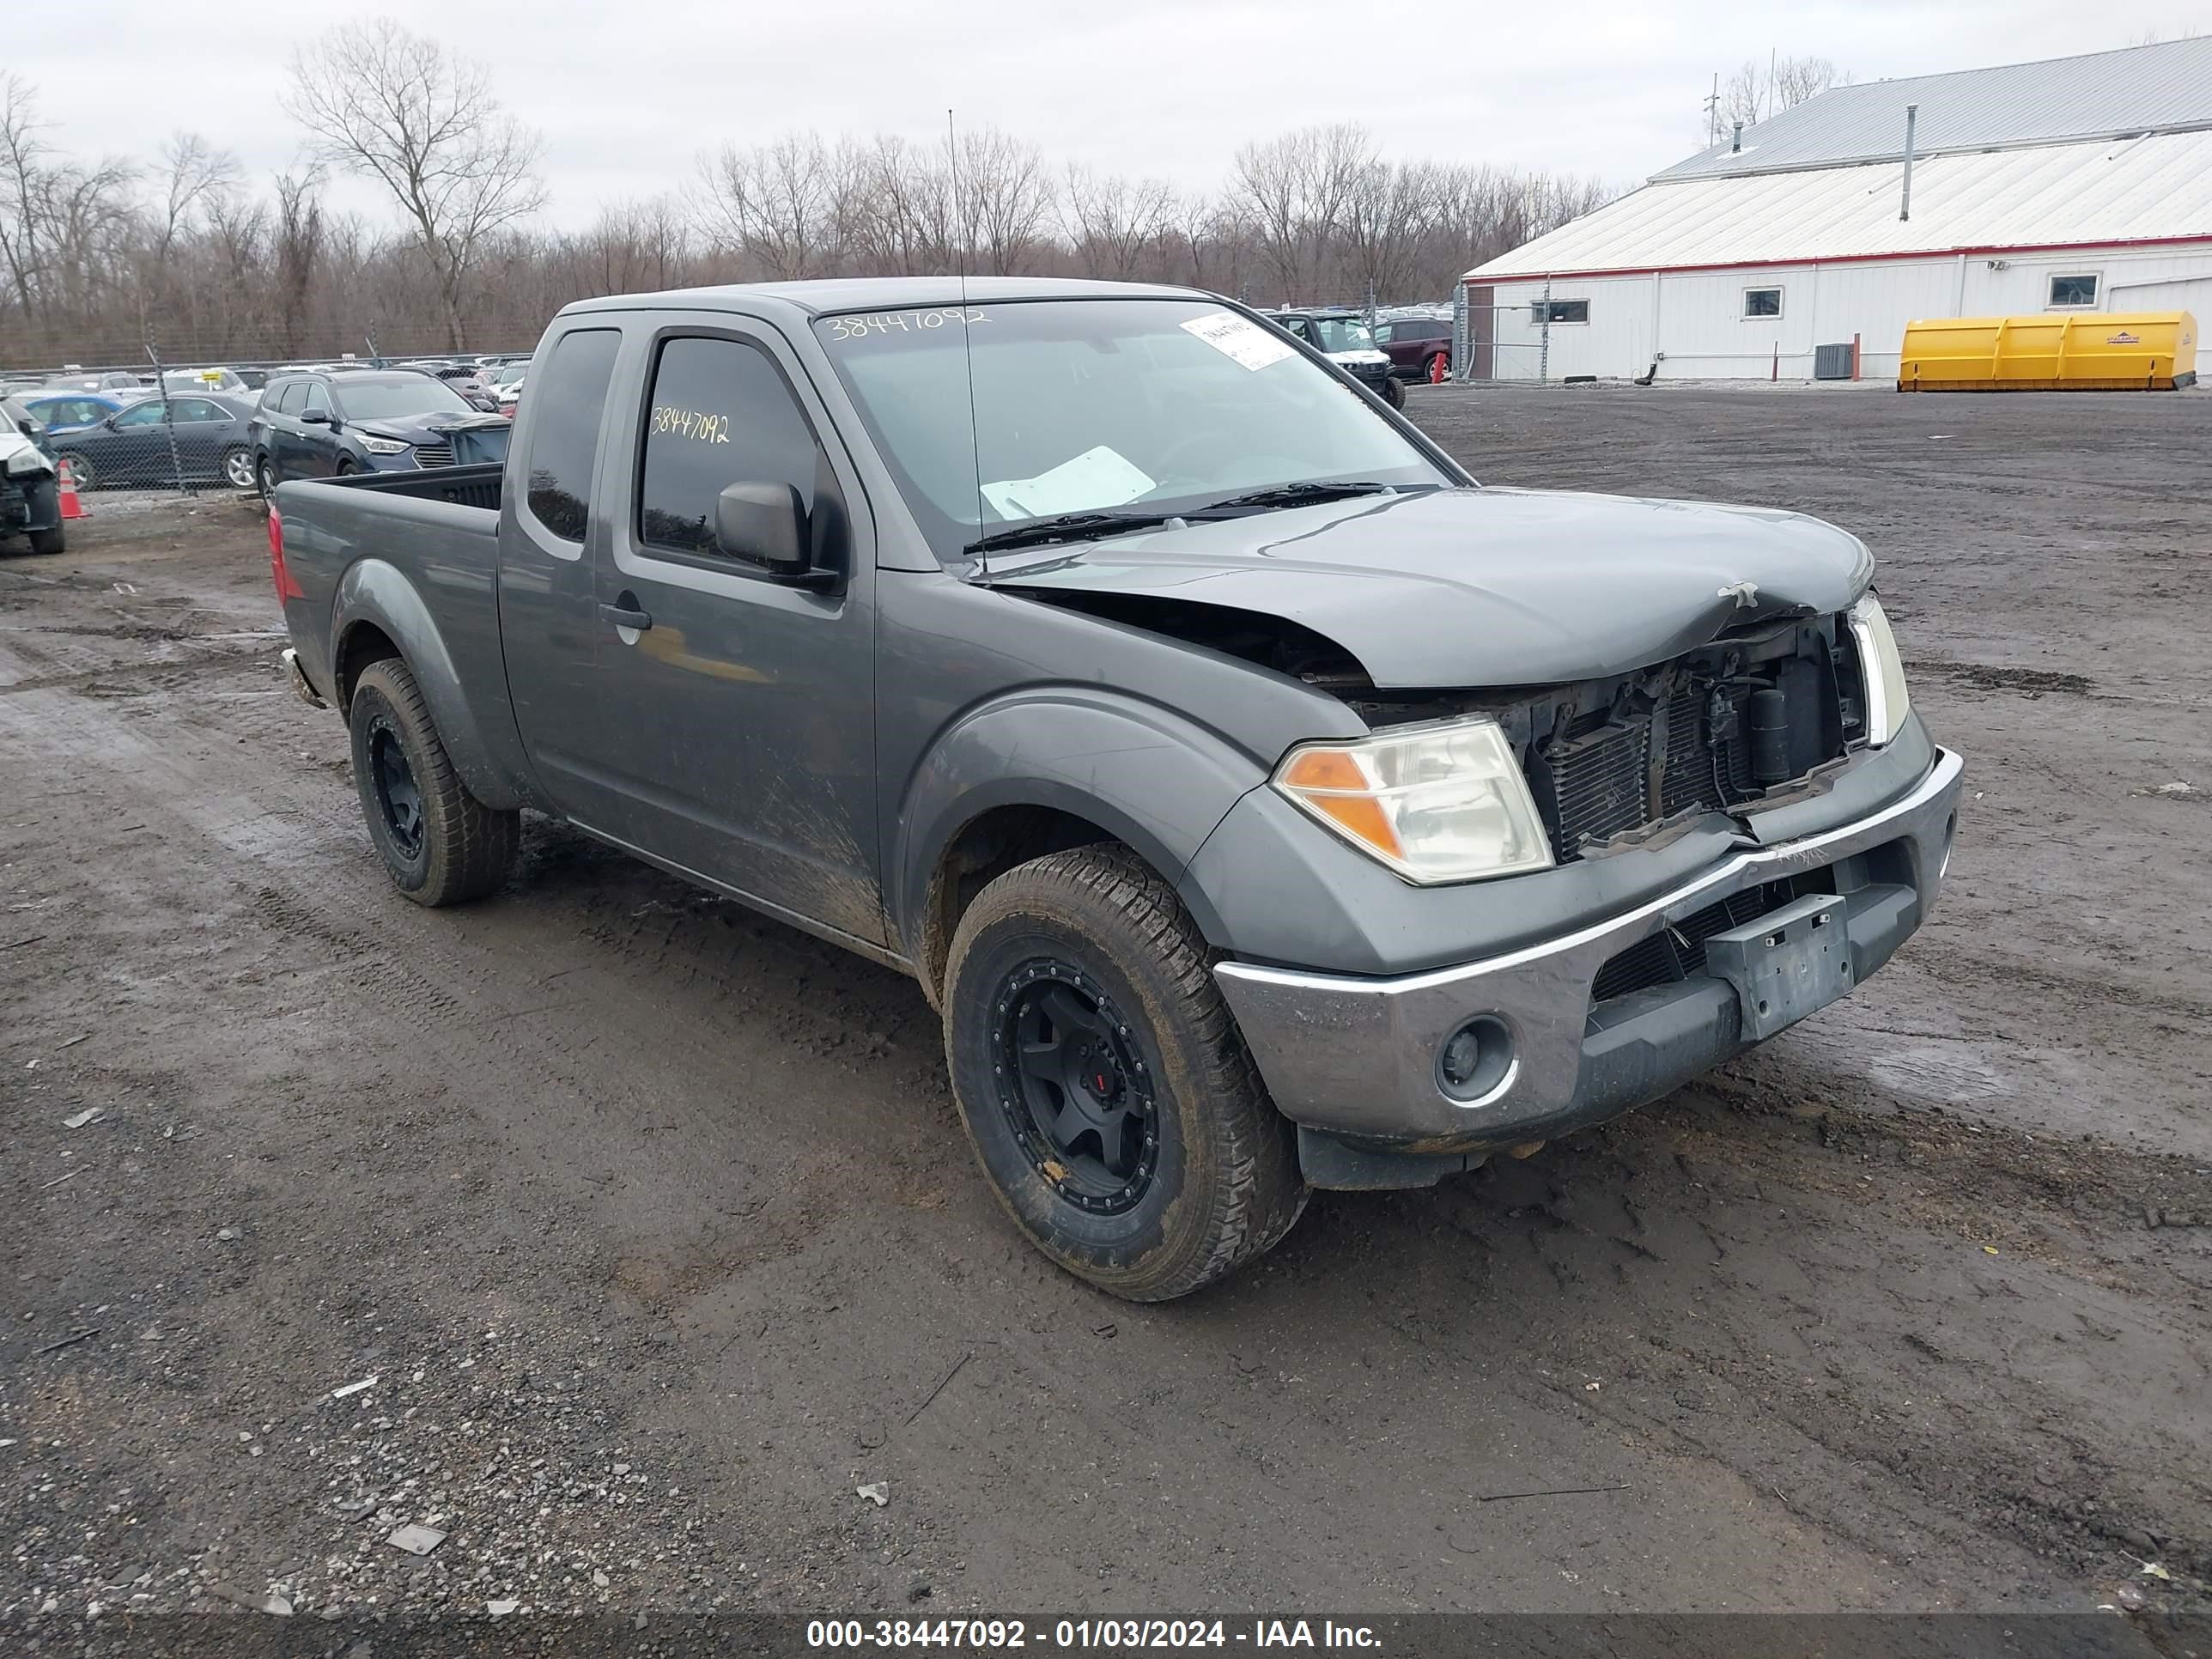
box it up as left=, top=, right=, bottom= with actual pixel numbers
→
left=600, top=600, right=652, bottom=633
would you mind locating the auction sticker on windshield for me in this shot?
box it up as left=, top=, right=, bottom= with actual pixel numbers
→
left=1181, top=313, right=1296, bottom=372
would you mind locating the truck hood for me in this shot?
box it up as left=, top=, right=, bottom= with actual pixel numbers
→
left=984, top=485, right=1875, bottom=689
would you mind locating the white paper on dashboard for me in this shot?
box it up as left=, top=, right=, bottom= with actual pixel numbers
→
left=981, top=446, right=1158, bottom=520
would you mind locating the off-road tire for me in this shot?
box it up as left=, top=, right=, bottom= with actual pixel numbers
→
left=27, top=524, right=64, bottom=556
left=943, top=844, right=1307, bottom=1301
left=348, top=658, right=519, bottom=906
left=1382, top=375, right=1407, bottom=410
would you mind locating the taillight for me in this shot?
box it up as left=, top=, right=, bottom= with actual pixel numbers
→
left=268, top=504, right=304, bottom=601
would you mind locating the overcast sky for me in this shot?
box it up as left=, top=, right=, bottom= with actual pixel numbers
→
left=15, top=1, right=2211, bottom=227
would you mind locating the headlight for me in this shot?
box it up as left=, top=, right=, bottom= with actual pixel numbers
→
left=1848, top=593, right=1911, bottom=746
left=358, top=436, right=412, bottom=456
left=1273, top=717, right=1553, bottom=884
left=4, top=449, right=49, bottom=477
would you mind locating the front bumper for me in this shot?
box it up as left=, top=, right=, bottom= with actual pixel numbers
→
left=1214, top=747, right=1963, bottom=1160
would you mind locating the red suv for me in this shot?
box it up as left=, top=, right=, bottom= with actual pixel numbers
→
left=1376, top=315, right=1452, bottom=382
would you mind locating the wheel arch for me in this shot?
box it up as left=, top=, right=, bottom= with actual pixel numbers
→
left=331, top=559, right=523, bottom=810
left=894, top=692, right=1267, bottom=1006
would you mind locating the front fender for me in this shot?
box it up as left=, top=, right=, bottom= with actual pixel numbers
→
left=332, top=559, right=521, bottom=810
left=891, top=688, right=1273, bottom=960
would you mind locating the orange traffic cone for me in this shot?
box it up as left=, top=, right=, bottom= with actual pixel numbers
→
left=58, top=458, right=88, bottom=520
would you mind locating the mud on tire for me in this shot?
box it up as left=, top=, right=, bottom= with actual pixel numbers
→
left=943, top=843, right=1307, bottom=1301
left=347, top=657, right=520, bottom=906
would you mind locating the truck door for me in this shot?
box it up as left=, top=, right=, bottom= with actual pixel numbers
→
left=496, top=325, right=623, bottom=814
left=581, top=321, right=884, bottom=949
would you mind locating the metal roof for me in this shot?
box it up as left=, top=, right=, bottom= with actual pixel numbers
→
left=1468, top=128, right=2212, bottom=282
left=1658, top=37, right=2212, bottom=183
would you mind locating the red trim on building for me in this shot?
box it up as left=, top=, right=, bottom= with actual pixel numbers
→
left=1473, top=232, right=2212, bottom=287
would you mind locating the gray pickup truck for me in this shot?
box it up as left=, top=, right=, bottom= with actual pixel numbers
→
left=272, top=276, right=1962, bottom=1301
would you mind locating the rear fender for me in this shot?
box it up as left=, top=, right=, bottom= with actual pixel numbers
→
left=332, top=559, right=520, bottom=809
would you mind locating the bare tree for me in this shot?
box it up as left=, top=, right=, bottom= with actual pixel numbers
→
left=1723, top=53, right=1848, bottom=128
left=283, top=20, right=544, bottom=349
left=1060, top=166, right=1176, bottom=279
left=954, top=128, right=1054, bottom=274
left=1231, top=124, right=1376, bottom=302
left=698, top=133, right=836, bottom=281
left=271, top=166, right=326, bottom=357
left=154, top=133, right=240, bottom=269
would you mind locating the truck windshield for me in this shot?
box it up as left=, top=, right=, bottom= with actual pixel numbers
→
left=1307, top=317, right=1376, bottom=353
left=813, top=299, right=1448, bottom=560
left=331, top=376, right=476, bottom=421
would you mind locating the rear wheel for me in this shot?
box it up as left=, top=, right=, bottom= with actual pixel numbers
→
left=347, top=658, right=520, bottom=906
left=1425, top=352, right=1449, bottom=384
left=222, top=446, right=254, bottom=490
left=943, top=844, right=1306, bottom=1301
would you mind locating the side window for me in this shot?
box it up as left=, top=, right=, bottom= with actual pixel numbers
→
left=301, top=384, right=333, bottom=419
left=2048, top=273, right=2098, bottom=308
left=520, top=328, right=620, bottom=543
left=114, top=402, right=166, bottom=428
left=274, top=382, right=305, bottom=415
left=1375, top=322, right=1396, bottom=344
left=637, top=335, right=822, bottom=558
left=173, top=398, right=222, bottom=422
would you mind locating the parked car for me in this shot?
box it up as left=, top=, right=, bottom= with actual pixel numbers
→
left=247, top=369, right=512, bottom=493
left=51, top=391, right=262, bottom=491
left=398, top=361, right=503, bottom=411
left=1259, top=307, right=1403, bottom=406
left=267, top=277, right=1960, bottom=1302
left=48, top=369, right=149, bottom=398
left=489, top=364, right=526, bottom=414
left=1376, top=314, right=1452, bottom=382
left=1, top=397, right=65, bottom=554
left=161, top=367, right=257, bottom=398
left=21, top=392, right=133, bottom=434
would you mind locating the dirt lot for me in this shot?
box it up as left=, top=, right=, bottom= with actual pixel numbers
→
left=3, top=386, right=2208, bottom=1627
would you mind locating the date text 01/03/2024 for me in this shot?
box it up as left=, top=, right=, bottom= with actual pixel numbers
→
left=805, top=1618, right=1383, bottom=1649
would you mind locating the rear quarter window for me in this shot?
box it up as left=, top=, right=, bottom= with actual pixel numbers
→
left=520, top=329, right=621, bottom=543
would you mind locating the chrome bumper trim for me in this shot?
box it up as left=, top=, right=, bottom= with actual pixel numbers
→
left=1214, top=748, right=1964, bottom=1144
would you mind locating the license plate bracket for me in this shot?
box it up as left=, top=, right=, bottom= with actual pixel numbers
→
left=1703, top=892, right=1853, bottom=1041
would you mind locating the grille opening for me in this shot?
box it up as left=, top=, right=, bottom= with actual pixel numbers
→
left=1589, top=882, right=1793, bottom=1004
left=1523, top=627, right=1852, bottom=864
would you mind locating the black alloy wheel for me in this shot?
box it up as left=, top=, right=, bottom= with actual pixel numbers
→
left=994, top=960, right=1159, bottom=1215
left=366, top=715, right=426, bottom=861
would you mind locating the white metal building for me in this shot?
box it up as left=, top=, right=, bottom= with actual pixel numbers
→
left=1462, top=38, right=2212, bottom=382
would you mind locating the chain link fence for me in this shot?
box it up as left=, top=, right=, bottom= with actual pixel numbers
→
left=5, top=334, right=532, bottom=497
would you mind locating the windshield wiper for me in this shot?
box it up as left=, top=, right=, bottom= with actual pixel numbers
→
left=964, top=509, right=1178, bottom=556
left=1196, top=480, right=1397, bottom=514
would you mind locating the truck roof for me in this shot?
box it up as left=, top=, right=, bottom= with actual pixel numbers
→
left=558, top=276, right=1206, bottom=321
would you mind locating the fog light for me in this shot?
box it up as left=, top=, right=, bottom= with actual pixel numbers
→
left=1436, top=1016, right=1516, bottom=1104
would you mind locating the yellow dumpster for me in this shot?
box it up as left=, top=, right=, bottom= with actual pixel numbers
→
left=1898, top=311, right=2198, bottom=392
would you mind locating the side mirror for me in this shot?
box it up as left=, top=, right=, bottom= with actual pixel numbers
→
left=714, top=481, right=811, bottom=579
left=300, top=409, right=333, bottom=426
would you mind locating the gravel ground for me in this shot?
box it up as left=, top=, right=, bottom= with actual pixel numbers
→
left=1, top=386, right=2207, bottom=1634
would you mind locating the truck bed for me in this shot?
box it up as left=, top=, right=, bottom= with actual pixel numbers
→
left=315, top=462, right=504, bottom=513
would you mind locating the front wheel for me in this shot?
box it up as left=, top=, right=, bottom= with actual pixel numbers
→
left=59, top=453, right=96, bottom=492
left=1381, top=375, right=1407, bottom=410
left=347, top=658, right=520, bottom=906
left=943, top=845, right=1306, bottom=1301
left=255, top=456, right=276, bottom=499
